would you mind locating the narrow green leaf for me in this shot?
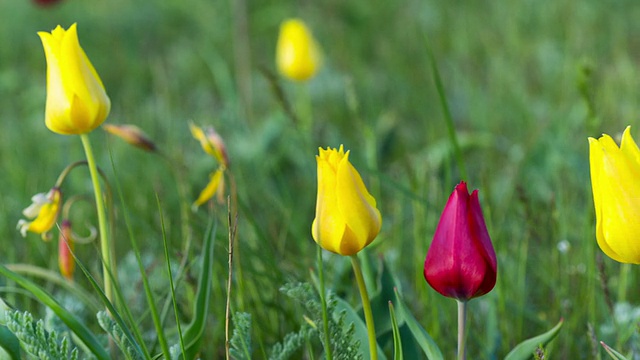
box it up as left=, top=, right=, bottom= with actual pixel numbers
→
left=393, top=288, right=443, bottom=360
left=0, top=325, right=21, bottom=360
left=157, top=195, right=186, bottom=358
left=333, top=297, right=387, bottom=360
left=600, top=341, right=628, bottom=360
left=174, top=217, right=216, bottom=359
left=504, top=319, right=564, bottom=360
left=0, top=264, right=110, bottom=360
left=73, top=251, right=147, bottom=359
left=388, top=302, right=402, bottom=360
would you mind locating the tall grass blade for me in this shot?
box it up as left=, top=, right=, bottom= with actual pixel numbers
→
left=157, top=195, right=186, bottom=359
left=388, top=302, right=402, bottom=360
left=72, top=251, right=148, bottom=359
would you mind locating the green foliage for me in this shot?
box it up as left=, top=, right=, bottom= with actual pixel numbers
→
left=6, top=310, right=79, bottom=360
left=230, top=312, right=253, bottom=360
left=96, top=311, right=142, bottom=360
left=276, top=282, right=361, bottom=360
left=504, top=319, right=564, bottom=360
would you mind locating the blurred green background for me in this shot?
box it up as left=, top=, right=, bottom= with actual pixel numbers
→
left=1, top=0, right=640, bottom=358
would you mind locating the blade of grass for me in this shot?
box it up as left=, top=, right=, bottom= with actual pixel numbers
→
left=72, top=251, right=147, bottom=359
left=112, top=180, right=171, bottom=358
left=422, top=32, right=467, bottom=181
left=0, top=264, right=110, bottom=360
left=157, top=194, right=186, bottom=359
left=389, top=301, right=403, bottom=360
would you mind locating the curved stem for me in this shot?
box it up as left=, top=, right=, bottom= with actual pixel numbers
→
left=457, top=300, right=468, bottom=360
left=350, top=254, right=377, bottom=360
left=80, top=134, right=114, bottom=304
left=317, top=246, right=333, bottom=360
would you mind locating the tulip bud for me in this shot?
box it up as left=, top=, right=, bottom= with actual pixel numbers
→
left=276, top=18, right=322, bottom=81
left=312, top=145, right=382, bottom=255
left=58, top=220, right=75, bottom=280
left=103, top=124, right=157, bottom=152
left=17, top=187, right=62, bottom=241
left=589, top=126, right=640, bottom=263
left=424, top=182, right=497, bottom=301
left=38, top=23, right=110, bottom=135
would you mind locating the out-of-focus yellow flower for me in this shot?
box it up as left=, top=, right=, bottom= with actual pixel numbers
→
left=589, top=126, right=640, bottom=263
left=189, top=123, right=230, bottom=168
left=276, top=18, right=322, bottom=82
left=103, top=124, right=157, bottom=152
left=38, top=23, right=110, bottom=135
left=58, top=220, right=75, bottom=281
left=193, top=168, right=225, bottom=209
left=17, top=188, right=62, bottom=240
left=190, top=123, right=230, bottom=209
left=312, top=145, right=381, bottom=255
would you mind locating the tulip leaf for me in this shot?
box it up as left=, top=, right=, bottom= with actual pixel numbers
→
left=333, top=297, right=387, bottom=360
left=173, top=217, right=216, bottom=359
left=393, top=288, right=443, bottom=360
left=0, top=264, right=109, bottom=360
left=0, top=326, right=21, bottom=360
left=601, top=341, right=628, bottom=360
left=389, top=301, right=403, bottom=360
left=504, top=318, right=564, bottom=360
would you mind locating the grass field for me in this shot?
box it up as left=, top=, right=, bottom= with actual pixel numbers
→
left=1, top=0, right=640, bottom=358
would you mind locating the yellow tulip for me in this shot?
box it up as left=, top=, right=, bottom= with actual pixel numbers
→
left=276, top=18, right=322, bottom=81
left=589, top=126, right=640, bottom=263
left=38, top=23, right=110, bottom=135
left=312, top=145, right=382, bottom=255
left=17, top=188, right=62, bottom=240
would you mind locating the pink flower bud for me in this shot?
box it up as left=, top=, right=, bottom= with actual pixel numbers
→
left=423, top=182, right=497, bottom=301
left=58, top=220, right=75, bottom=281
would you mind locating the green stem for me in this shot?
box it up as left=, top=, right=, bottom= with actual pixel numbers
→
left=80, top=134, right=114, bottom=304
left=317, top=246, right=333, bottom=360
left=457, top=300, right=467, bottom=360
left=350, top=254, right=377, bottom=360
left=617, top=263, right=630, bottom=304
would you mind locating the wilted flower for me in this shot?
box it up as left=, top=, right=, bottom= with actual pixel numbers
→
left=276, top=18, right=322, bottom=82
left=58, top=220, right=75, bottom=280
left=189, top=123, right=229, bottom=168
left=424, top=182, right=497, bottom=301
left=311, top=145, right=382, bottom=255
left=17, top=188, right=62, bottom=240
left=38, top=23, right=110, bottom=135
left=103, top=124, right=157, bottom=152
left=193, top=168, right=225, bottom=209
left=589, top=126, right=640, bottom=263
left=190, top=123, right=229, bottom=209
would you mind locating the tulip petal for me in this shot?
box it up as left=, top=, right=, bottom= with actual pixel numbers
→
left=38, top=23, right=110, bottom=135
left=590, top=133, right=640, bottom=263
left=312, top=152, right=347, bottom=254
left=335, top=152, right=382, bottom=255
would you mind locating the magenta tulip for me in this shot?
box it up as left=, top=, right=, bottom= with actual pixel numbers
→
left=424, top=181, right=497, bottom=301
